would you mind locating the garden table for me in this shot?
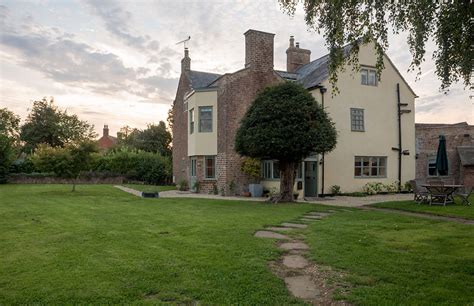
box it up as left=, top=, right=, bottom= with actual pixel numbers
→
left=421, top=184, right=463, bottom=206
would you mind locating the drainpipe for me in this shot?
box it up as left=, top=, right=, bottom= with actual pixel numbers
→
left=319, top=86, right=327, bottom=197
left=397, top=83, right=402, bottom=191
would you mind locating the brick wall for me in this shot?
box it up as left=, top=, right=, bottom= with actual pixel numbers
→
left=415, top=123, right=474, bottom=184
left=172, top=72, right=192, bottom=184
left=286, top=37, right=311, bottom=73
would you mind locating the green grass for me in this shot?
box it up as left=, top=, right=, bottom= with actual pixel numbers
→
left=372, top=197, right=474, bottom=220
left=1, top=185, right=473, bottom=305
left=123, top=183, right=176, bottom=193
left=303, top=209, right=474, bottom=305
left=0, top=184, right=314, bottom=304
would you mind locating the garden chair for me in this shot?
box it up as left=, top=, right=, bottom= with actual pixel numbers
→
left=409, top=180, right=429, bottom=204
left=456, top=186, right=473, bottom=206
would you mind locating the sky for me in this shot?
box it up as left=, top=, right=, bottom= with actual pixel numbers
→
left=0, top=0, right=472, bottom=137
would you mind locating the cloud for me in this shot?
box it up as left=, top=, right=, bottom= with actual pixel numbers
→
left=0, top=17, right=177, bottom=104
left=85, top=0, right=159, bottom=52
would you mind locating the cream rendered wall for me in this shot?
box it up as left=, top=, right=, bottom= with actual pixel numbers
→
left=311, top=42, right=416, bottom=193
left=187, top=90, right=218, bottom=156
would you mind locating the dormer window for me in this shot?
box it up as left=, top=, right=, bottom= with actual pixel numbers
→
left=361, top=68, right=377, bottom=86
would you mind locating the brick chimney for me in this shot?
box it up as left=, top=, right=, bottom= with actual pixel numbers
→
left=286, top=36, right=311, bottom=72
left=181, top=47, right=191, bottom=73
left=244, top=29, right=275, bottom=71
left=103, top=125, right=109, bottom=137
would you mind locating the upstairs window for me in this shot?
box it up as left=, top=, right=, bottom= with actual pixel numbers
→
left=189, top=108, right=194, bottom=134
left=350, top=108, right=365, bottom=132
left=361, top=68, right=377, bottom=86
left=199, top=106, right=213, bottom=133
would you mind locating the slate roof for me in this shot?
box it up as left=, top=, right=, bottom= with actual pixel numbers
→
left=276, top=44, right=353, bottom=89
left=188, top=70, right=221, bottom=89
left=458, top=146, right=474, bottom=166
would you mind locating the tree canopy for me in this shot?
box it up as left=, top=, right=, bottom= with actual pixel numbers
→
left=20, top=97, right=96, bottom=152
left=117, top=122, right=172, bottom=156
left=235, top=82, right=337, bottom=202
left=279, top=0, right=472, bottom=93
left=0, top=108, right=21, bottom=183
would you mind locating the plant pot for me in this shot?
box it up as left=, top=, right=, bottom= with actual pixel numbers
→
left=242, top=191, right=251, bottom=197
left=293, top=194, right=299, bottom=200
left=249, top=183, right=263, bottom=197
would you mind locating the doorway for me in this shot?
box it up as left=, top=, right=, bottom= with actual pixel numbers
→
left=304, top=161, right=318, bottom=197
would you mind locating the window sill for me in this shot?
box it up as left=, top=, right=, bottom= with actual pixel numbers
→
left=351, top=130, right=365, bottom=132
left=354, top=176, right=387, bottom=179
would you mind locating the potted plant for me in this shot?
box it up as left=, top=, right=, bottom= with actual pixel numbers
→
left=241, top=157, right=263, bottom=197
left=293, top=191, right=299, bottom=200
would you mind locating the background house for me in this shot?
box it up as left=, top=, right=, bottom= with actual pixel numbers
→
left=172, top=29, right=417, bottom=196
left=97, top=124, right=117, bottom=150
left=415, top=122, right=474, bottom=186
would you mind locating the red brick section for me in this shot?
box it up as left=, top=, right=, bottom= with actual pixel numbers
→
left=97, top=125, right=116, bottom=150
left=172, top=30, right=284, bottom=194
left=415, top=122, right=474, bottom=184
left=286, top=37, right=311, bottom=73
left=172, top=56, right=192, bottom=184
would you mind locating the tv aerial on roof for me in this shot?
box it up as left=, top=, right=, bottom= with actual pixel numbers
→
left=176, top=36, right=191, bottom=49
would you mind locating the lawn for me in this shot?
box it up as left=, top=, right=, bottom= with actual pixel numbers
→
left=123, top=183, right=176, bottom=193
left=372, top=197, right=474, bottom=220
left=303, top=209, right=474, bottom=305
left=1, top=184, right=473, bottom=305
left=0, top=184, right=314, bottom=304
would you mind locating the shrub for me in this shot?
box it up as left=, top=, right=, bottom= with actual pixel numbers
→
left=331, top=185, right=341, bottom=195
left=229, top=180, right=236, bottom=195
left=385, top=181, right=399, bottom=193
left=192, top=181, right=201, bottom=193
left=178, top=179, right=188, bottom=191
left=212, top=183, right=218, bottom=195
left=240, top=157, right=261, bottom=183
left=404, top=181, right=413, bottom=192
left=363, top=182, right=384, bottom=195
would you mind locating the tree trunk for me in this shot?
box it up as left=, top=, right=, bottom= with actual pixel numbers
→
left=274, top=160, right=297, bottom=202
left=71, top=178, right=76, bottom=192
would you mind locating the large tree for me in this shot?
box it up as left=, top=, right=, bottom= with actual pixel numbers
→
left=20, top=97, right=96, bottom=152
left=117, top=122, right=172, bottom=156
left=0, top=108, right=21, bottom=183
left=279, top=0, right=472, bottom=93
left=235, top=82, right=337, bottom=202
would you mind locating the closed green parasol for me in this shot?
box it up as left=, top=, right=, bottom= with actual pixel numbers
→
left=436, top=135, right=449, bottom=176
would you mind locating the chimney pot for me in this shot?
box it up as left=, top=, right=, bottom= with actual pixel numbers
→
left=296, top=42, right=300, bottom=48
left=289, top=36, right=294, bottom=47
left=286, top=40, right=311, bottom=72
left=103, top=125, right=109, bottom=137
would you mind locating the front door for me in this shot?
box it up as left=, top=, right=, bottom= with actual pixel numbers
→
left=190, top=157, right=197, bottom=191
left=304, top=161, right=318, bottom=197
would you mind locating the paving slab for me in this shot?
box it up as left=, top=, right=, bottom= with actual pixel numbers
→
left=280, top=242, right=309, bottom=250
left=307, top=212, right=330, bottom=216
left=254, top=231, right=289, bottom=240
left=284, top=275, right=320, bottom=300
left=282, top=254, right=309, bottom=269
left=265, top=227, right=293, bottom=232
left=300, top=218, right=318, bottom=222
left=281, top=223, right=307, bottom=229
left=303, top=215, right=323, bottom=219
left=114, top=185, right=143, bottom=197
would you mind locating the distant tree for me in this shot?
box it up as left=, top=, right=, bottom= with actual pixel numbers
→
left=167, top=105, right=174, bottom=134
left=0, top=108, right=21, bottom=183
left=20, top=97, right=96, bottom=152
left=235, top=82, right=337, bottom=202
left=117, top=122, right=172, bottom=156
left=279, top=0, right=472, bottom=93
left=31, top=141, right=98, bottom=191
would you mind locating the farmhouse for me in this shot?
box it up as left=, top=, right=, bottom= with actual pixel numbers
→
left=172, top=29, right=417, bottom=197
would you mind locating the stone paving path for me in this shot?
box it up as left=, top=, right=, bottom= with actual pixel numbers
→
left=114, top=185, right=143, bottom=197
left=254, top=210, right=350, bottom=305
left=361, top=206, right=474, bottom=225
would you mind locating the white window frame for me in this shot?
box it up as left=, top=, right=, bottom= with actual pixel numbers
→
left=361, top=67, right=377, bottom=86
left=350, top=108, right=365, bottom=132
left=199, top=106, right=213, bottom=133
left=354, top=156, right=387, bottom=178
left=189, top=108, right=194, bottom=134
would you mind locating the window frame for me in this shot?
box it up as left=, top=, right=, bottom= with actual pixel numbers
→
left=198, top=106, right=213, bottom=133
left=350, top=108, right=365, bottom=132
left=190, top=157, right=196, bottom=177
left=261, top=160, right=283, bottom=180
left=361, top=67, right=378, bottom=86
left=189, top=108, right=194, bottom=134
left=354, top=156, right=387, bottom=178
left=204, top=156, right=216, bottom=179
